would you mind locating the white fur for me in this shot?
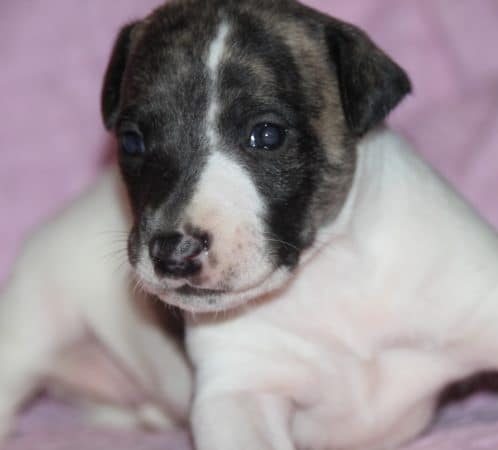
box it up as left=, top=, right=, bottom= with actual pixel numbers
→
left=186, top=129, right=498, bottom=450
left=207, top=22, right=230, bottom=74
left=206, top=22, right=230, bottom=150
left=1, top=128, right=498, bottom=449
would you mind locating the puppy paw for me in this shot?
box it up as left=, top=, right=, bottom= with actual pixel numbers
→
left=82, top=403, right=179, bottom=431
left=137, top=403, right=180, bottom=431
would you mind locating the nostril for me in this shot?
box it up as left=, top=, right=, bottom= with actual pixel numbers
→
left=149, top=232, right=183, bottom=262
left=200, top=232, right=211, bottom=253
left=148, top=232, right=208, bottom=278
left=177, top=237, right=203, bottom=261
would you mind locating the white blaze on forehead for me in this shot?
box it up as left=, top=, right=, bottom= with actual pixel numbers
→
left=186, top=151, right=264, bottom=222
left=207, top=22, right=230, bottom=74
left=206, top=22, right=230, bottom=149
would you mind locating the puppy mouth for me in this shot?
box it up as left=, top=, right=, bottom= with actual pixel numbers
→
left=136, top=266, right=290, bottom=313
left=175, top=284, right=228, bottom=297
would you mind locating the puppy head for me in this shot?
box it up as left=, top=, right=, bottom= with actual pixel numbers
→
left=102, top=0, right=410, bottom=313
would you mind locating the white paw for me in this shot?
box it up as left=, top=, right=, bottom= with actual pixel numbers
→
left=137, top=403, right=179, bottom=431
left=83, top=403, right=142, bottom=429
left=82, top=403, right=179, bottom=431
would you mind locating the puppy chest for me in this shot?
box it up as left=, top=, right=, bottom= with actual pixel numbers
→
left=190, top=319, right=455, bottom=450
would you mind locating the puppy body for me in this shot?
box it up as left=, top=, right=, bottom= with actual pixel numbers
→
left=1, top=130, right=497, bottom=449
left=187, top=128, right=498, bottom=450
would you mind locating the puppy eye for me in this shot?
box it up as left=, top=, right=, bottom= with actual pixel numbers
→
left=119, top=131, right=145, bottom=156
left=248, top=123, right=287, bottom=151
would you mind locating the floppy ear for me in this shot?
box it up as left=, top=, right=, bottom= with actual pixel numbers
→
left=101, top=22, right=139, bottom=130
left=325, top=21, right=411, bottom=137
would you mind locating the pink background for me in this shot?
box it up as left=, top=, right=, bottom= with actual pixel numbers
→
left=1, top=1, right=498, bottom=449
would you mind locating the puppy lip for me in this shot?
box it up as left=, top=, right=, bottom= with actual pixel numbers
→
left=176, top=285, right=227, bottom=297
left=136, top=265, right=286, bottom=310
left=174, top=267, right=279, bottom=299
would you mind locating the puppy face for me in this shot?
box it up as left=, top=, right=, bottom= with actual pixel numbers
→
left=102, top=0, right=410, bottom=312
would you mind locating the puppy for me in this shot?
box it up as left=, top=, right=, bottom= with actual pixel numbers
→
left=1, top=0, right=498, bottom=449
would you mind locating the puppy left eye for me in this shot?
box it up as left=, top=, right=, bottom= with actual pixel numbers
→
left=248, top=123, right=287, bottom=151
left=119, top=131, right=145, bottom=156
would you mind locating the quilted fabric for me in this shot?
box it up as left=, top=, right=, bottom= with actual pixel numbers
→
left=1, top=1, right=498, bottom=449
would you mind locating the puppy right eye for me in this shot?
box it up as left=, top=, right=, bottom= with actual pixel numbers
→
left=119, top=131, right=145, bottom=156
left=248, top=123, right=287, bottom=151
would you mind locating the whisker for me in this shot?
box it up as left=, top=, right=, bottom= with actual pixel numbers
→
left=101, top=247, right=128, bottom=258
left=263, top=234, right=300, bottom=252
left=132, top=275, right=145, bottom=299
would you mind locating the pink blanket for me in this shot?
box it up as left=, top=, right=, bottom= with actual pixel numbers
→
left=1, top=1, right=498, bottom=448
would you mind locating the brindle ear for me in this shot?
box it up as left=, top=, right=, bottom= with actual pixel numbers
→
left=101, top=22, right=139, bottom=130
left=325, top=21, right=411, bottom=137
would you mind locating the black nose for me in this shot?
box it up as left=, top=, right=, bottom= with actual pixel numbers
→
left=149, top=232, right=209, bottom=278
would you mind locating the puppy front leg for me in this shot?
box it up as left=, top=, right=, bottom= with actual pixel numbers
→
left=192, top=393, right=295, bottom=450
left=0, top=269, right=82, bottom=440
